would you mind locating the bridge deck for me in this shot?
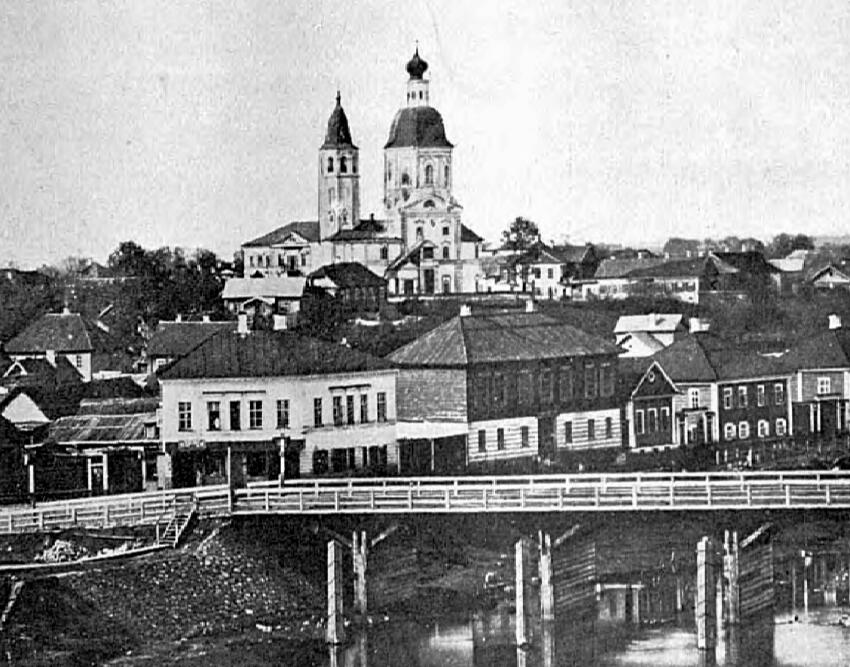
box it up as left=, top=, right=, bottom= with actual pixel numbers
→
left=2, top=471, right=850, bottom=534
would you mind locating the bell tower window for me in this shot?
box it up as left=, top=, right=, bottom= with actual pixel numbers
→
left=380, top=246, right=388, bottom=260
left=340, top=157, right=348, bottom=174
left=444, top=165, right=450, bottom=185
left=327, top=157, right=334, bottom=173
left=425, top=164, right=433, bottom=185
left=401, top=171, right=410, bottom=186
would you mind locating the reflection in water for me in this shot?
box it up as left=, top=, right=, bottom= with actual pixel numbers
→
left=324, top=604, right=850, bottom=666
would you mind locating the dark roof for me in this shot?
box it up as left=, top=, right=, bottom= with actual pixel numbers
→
left=625, top=257, right=706, bottom=279
left=243, top=221, right=320, bottom=247
left=616, top=357, right=654, bottom=399
left=321, top=92, right=357, bottom=150
left=711, top=251, right=779, bottom=275
left=594, top=258, right=667, bottom=279
left=652, top=333, right=787, bottom=382
left=553, top=244, right=594, bottom=264
left=0, top=415, right=22, bottom=445
left=160, top=330, right=394, bottom=380
left=326, top=218, right=399, bottom=242
left=514, top=243, right=565, bottom=266
left=309, top=263, right=387, bottom=289
left=783, top=327, right=850, bottom=370
left=461, top=225, right=483, bottom=243
left=0, top=377, right=147, bottom=422
left=388, top=310, right=620, bottom=367
left=1, top=356, right=83, bottom=389
left=4, top=312, right=93, bottom=354
left=147, top=321, right=237, bottom=358
left=49, top=398, right=159, bottom=446
left=385, top=106, right=453, bottom=149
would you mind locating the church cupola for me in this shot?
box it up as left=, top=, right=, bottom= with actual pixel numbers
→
left=405, top=47, right=430, bottom=107
left=318, top=91, right=360, bottom=241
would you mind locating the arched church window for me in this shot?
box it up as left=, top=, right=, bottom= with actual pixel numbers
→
left=442, top=246, right=450, bottom=260
left=340, top=157, right=348, bottom=174
left=328, top=188, right=335, bottom=204
left=329, top=212, right=334, bottom=224
left=380, top=246, right=389, bottom=260
left=444, top=165, right=450, bottom=185
left=416, top=227, right=424, bottom=240
left=353, top=156, right=358, bottom=174
left=401, top=171, right=410, bottom=186
left=425, top=164, right=433, bottom=185
left=341, top=209, right=348, bottom=225
left=327, top=157, right=334, bottom=173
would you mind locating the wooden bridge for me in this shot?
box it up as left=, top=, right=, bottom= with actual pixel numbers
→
left=3, top=470, right=850, bottom=534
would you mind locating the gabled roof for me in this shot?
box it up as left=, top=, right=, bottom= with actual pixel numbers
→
left=809, top=263, right=850, bottom=284
left=242, top=221, right=320, bottom=247
left=0, top=378, right=148, bottom=422
left=49, top=398, right=159, bottom=447
left=710, top=251, right=779, bottom=275
left=618, top=332, right=666, bottom=355
left=146, top=321, right=237, bottom=358
left=388, top=310, right=620, bottom=367
left=5, top=312, right=93, bottom=354
left=308, top=263, right=387, bottom=289
left=159, top=330, right=393, bottom=380
left=514, top=243, right=565, bottom=266
left=625, top=257, right=706, bottom=279
left=326, top=218, right=399, bottom=242
left=553, top=244, right=595, bottom=264
left=221, top=276, right=307, bottom=301
left=652, top=333, right=787, bottom=382
left=461, top=225, right=483, bottom=243
left=1, top=356, right=83, bottom=388
left=631, top=360, right=680, bottom=398
left=782, top=327, right=850, bottom=370
left=614, top=314, right=683, bottom=335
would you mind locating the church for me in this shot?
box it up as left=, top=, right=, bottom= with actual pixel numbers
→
left=241, top=49, right=485, bottom=296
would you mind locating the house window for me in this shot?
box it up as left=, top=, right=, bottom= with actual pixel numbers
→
left=178, top=402, right=192, bottom=432
left=559, top=366, right=573, bottom=401
left=774, top=383, right=784, bottom=405
left=776, top=418, right=787, bottom=436
left=689, top=388, right=700, bottom=409
left=346, top=395, right=355, bottom=425
left=588, top=419, right=596, bottom=441
left=660, top=407, right=670, bottom=431
left=442, top=246, right=450, bottom=260
left=757, top=419, right=769, bottom=438
left=425, top=164, right=433, bottom=185
left=327, top=157, right=334, bottom=173
left=249, top=400, right=263, bottom=429
left=521, top=426, right=530, bottom=448
left=377, top=392, right=387, bottom=422
left=584, top=362, right=597, bottom=398
left=738, top=421, right=750, bottom=440
left=313, top=398, right=323, bottom=427
left=757, top=385, right=765, bottom=407
left=207, top=401, right=221, bottom=431
left=75, top=354, right=83, bottom=369
left=497, top=428, right=505, bottom=450
left=478, top=430, right=486, bottom=452
left=605, top=417, right=613, bottom=439
left=333, top=396, right=343, bottom=426
left=817, top=377, right=832, bottom=395
left=737, top=386, right=748, bottom=408
left=564, top=421, right=573, bottom=444
left=276, top=399, right=289, bottom=429
left=600, top=363, right=615, bottom=397
left=724, top=423, right=736, bottom=440
left=313, top=450, right=329, bottom=475
left=360, top=395, right=369, bottom=423
left=635, top=410, right=645, bottom=435
left=547, top=268, right=554, bottom=279
left=442, top=225, right=450, bottom=236
left=494, top=372, right=505, bottom=407
left=230, top=401, right=241, bottom=430
left=540, top=369, right=554, bottom=404
left=723, top=388, right=733, bottom=410
left=380, top=246, right=388, bottom=260
left=648, top=408, right=657, bottom=433
left=518, top=371, right=532, bottom=405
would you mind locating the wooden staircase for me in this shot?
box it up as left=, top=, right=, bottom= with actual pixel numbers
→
left=156, top=496, right=197, bottom=548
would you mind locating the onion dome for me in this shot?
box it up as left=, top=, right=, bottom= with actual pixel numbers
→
left=406, top=48, right=428, bottom=80
left=385, top=106, right=453, bottom=149
left=321, top=91, right=356, bottom=149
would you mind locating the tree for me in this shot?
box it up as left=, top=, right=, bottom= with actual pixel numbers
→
left=767, top=233, right=814, bottom=258
left=501, top=217, right=540, bottom=252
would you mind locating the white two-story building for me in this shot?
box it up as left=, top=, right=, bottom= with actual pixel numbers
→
left=157, top=317, right=398, bottom=487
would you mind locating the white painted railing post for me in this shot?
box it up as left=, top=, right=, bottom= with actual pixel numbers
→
left=786, top=485, right=791, bottom=506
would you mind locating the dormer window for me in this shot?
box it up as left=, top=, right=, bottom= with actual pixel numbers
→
left=327, top=157, right=334, bottom=173
left=340, top=157, right=348, bottom=174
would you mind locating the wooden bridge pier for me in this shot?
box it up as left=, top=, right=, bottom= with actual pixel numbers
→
left=722, top=530, right=740, bottom=627
left=514, top=536, right=533, bottom=648
left=696, top=536, right=717, bottom=652
left=326, top=539, right=346, bottom=645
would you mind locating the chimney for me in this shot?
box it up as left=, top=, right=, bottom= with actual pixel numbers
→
left=61, top=305, right=71, bottom=316
left=202, top=315, right=211, bottom=323
left=45, top=349, right=56, bottom=366
left=175, top=313, right=182, bottom=323
left=525, top=299, right=535, bottom=313
left=689, top=317, right=710, bottom=334
left=237, top=312, right=249, bottom=335
left=829, top=314, right=842, bottom=330
left=459, top=304, right=472, bottom=317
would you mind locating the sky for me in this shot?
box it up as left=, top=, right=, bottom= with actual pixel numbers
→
left=2, top=0, right=850, bottom=268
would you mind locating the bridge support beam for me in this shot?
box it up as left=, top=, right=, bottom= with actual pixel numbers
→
left=722, top=530, right=740, bottom=626
left=790, top=558, right=797, bottom=611
left=515, top=536, right=532, bottom=647
left=539, top=531, right=554, bottom=622
left=696, top=536, right=717, bottom=652
left=326, top=540, right=346, bottom=645
left=352, top=530, right=368, bottom=616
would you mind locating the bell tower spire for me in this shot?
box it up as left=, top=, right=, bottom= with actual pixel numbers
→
left=318, top=91, right=360, bottom=241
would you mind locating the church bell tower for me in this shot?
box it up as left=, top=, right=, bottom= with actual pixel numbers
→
left=318, top=92, right=360, bottom=240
